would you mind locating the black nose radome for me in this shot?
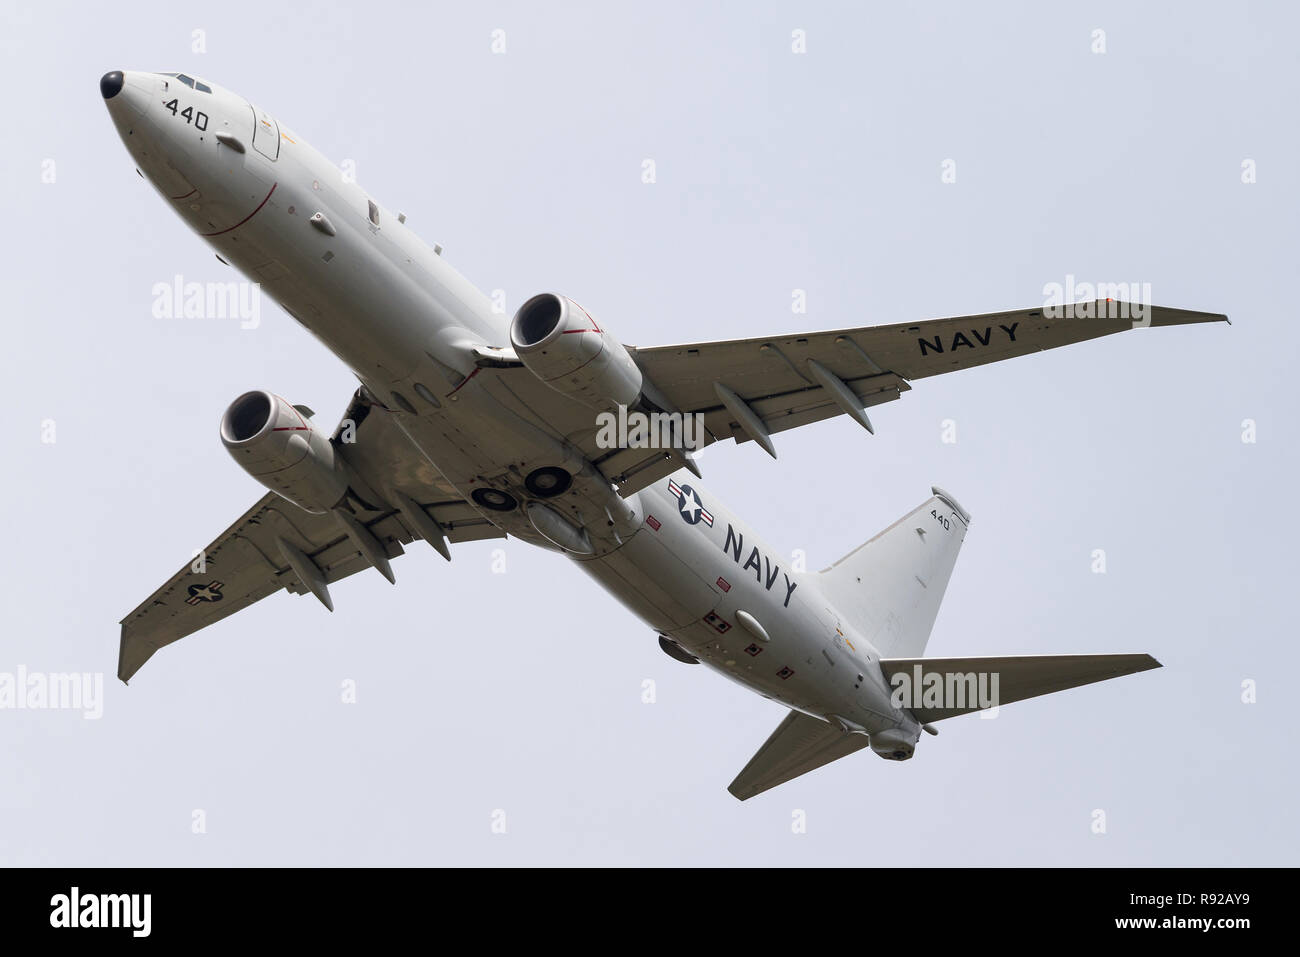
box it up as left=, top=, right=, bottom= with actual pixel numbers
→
left=100, top=71, right=124, bottom=99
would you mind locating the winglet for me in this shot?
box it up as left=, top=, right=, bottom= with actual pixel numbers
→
left=1143, top=305, right=1230, bottom=328
left=117, top=622, right=158, bottom=685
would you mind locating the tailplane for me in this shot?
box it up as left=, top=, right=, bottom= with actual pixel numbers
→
left=818, top=487, right=970, bottom=659
left=728, top=710, right=870, bottom=801
left=880, top=653, right=1161, bottom=722
left=725, top=491, right=1162, bottom=801
left=728, top=654, right=1161, bottom=799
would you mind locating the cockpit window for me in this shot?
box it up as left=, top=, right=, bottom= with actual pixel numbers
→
left=164, top=74, right=211, bottom=93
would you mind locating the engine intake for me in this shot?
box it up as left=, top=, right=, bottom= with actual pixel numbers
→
left=220, top=390, right=348, bottom=514
left=509, top=293, right=643, bottom=411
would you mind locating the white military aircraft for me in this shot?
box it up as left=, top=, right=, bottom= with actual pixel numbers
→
left=103, top=70, right=1226, bottom=799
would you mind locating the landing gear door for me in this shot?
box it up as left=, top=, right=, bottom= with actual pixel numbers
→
left=250, top=105, right=280, bottom=160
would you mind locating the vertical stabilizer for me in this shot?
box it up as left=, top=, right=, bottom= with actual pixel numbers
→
left=817, top=488, right=970, bottom=659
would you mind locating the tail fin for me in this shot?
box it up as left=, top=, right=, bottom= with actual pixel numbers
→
left=818, top=487, right=970, bottom=659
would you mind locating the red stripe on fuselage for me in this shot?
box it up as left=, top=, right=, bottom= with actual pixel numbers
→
left=200, top=182, right=278, bottom=237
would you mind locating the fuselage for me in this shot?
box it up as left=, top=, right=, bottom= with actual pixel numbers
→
left=102, top=70, right=918, bottom=747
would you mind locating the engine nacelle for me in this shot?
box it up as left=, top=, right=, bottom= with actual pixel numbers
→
left=220, top=390, right=348, bottom=514
left=509, top=293, right=643, bottom=411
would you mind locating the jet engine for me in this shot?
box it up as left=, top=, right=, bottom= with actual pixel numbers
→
left=220, top=390, right=348, bottom=514
left=509, top=293, right=643, bottom=411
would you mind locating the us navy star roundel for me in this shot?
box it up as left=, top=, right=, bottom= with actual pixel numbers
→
left=668, top=479, right=713, bottom=527
left=185, top=581, right=224, bottom=605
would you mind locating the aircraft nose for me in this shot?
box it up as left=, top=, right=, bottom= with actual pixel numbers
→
left=100, top=71, right=125, bottom=99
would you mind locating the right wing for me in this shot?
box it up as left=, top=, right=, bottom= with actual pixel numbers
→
left=728, top=710, right=871, bottom=801
left=473, top=300, right=1225, bottom=498
left=117, top=393, right=503, bottom=683
left=627, top=302, right=1227, bottom=461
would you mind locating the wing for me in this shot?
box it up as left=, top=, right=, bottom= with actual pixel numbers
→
left=472, top=300, right=1225, bottom=498
left=117, top=393, right=504, bottom=683
left=626, top=301, right=1227, bottom=466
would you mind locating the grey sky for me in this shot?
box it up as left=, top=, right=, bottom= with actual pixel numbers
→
left=1, top=0, right=1295, bottom=865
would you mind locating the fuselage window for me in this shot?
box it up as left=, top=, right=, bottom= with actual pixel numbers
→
left=367, top=200, right=380, bottom=226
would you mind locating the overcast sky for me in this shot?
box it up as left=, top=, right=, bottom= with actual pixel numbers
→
left=2, top=0, right=1295, bottom=865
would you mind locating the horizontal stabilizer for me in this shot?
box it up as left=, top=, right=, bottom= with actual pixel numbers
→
left=879, top=653, right=1161, bottom=723
left=728, top=710, right=871, bottom=801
